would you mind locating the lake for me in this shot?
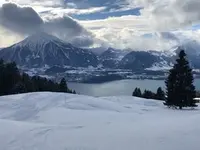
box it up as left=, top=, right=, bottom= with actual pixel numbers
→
left=68, top=79, right=200, bottom=97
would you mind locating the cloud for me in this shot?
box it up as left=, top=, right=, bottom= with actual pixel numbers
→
left=49, top=7, right=106, bottom=15
left=73, top=0, right=200, bottom=51
left=44, top=15, right=87, bottom=37
left=133, top=0, right=200, bottom=31
left=2, top=0, right=200, bottom=51
left=80, top=14, right=200, bottom=51
left=70, top=36, right=94, bottom=48
left=80, top=15, right=166, bottom=50
left=0, top=2, right=94, bottom=47
left=0, top=3, right=43, bottom=34
left=7, top=0, right=106, bottom=15
left=157, top=32, right=179, bottom=42
left=80, top=15, right=151, bottom=33
left=43, top=15, right=95, bottom=47
left=6, top=0, right=63, bottom=7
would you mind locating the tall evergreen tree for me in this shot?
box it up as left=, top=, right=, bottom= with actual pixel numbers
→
left=156, top=87, right=165, bottom=100
left=164, top=69, right=177, bottom=106
left=3, top=62, right=21, bottom=95
left=132, top=88, right=142, bottom=97
left=165, top=50, right=197, bottom=109
left=21, top=73, right=35, bottom=92
left=11, top=82, right=27, bottom=94
left=0, top=59, right=5, bottom=96
left=59, top=78, right=69, bottom=93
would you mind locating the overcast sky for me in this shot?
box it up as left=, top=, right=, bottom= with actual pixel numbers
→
left=1, top=0, right=200, bottom=51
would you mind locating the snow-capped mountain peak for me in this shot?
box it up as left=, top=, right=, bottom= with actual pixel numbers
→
left=0, top=32, right=98, bottom=68
left=24, top=32, right=61, bottom=43
left=15, top=32, right=71, bottom=51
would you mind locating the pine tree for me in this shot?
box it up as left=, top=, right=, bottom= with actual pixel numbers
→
left=21, top=73, right=35, bottom=92
left=11, top=82, right=27, bottom=94
left=132, top=88, right=142, bottom=97
left=3, top=62, right=21, bottom=95
left=164, top=69, right=177, bottom=107
left=0, top=59, right=5, bottom=96
left=165, top=50, right=197, bottom=109
left=143, top=90, right=155, bottom=99
left=0, top=60, right=75, bottom=96
left=156, top=87, right=165, bottom=100
left=59, top=78, right=68, bottom=93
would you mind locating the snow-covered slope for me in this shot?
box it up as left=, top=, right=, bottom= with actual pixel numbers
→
left=0, top=32, right=98, bottom=68
left=0, top=92, right=200, bottom=150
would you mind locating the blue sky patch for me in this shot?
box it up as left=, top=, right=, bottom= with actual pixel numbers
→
left=72, top=7, right=142, bottom=20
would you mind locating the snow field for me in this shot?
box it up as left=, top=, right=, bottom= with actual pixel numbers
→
left=0, top=92, right=199, bottom=150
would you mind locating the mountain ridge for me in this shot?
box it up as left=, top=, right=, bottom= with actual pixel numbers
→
left=0, top=32, right=199, bottom=72
left=0, top=32, right=98, bottom=68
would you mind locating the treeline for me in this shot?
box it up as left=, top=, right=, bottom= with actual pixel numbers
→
left=132, top=87, right=165, bottom=100
left=0, top=59, right=75, bottom=96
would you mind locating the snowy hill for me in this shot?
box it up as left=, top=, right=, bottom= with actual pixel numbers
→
left=0, top=92, right=200, bottom=150
left=0, top=32, right=98, bottom=68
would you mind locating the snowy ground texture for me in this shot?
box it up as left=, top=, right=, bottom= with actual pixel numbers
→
left=0, top=92, right=200, bottom=150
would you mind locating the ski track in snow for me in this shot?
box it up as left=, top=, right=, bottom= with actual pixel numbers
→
left=0, top=92, right=200, bottom=150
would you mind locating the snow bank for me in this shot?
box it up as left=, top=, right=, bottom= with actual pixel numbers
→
left=0, top=92, right=199, bottom=150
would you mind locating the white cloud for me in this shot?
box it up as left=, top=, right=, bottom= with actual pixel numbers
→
left=5, top=0, right=63, bottom=7
left=80, top=15, right=175, bottom=50
left=0, top=3, right=94, bottom=47
left=80, top=15, right=151, bottom=33
left=49, top=7, right=106, bottom=15
left=6, top=0, right=106, bottom=15
left=1, top=0, right=200, bottom=52
left=0, top=3, right=43, bottom=34
left=78, top=0, right=200, bottom=50
left=132, top=0, right=200, bottom=31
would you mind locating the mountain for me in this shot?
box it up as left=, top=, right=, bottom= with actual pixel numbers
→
left=118, top=51, right=172, bottom=71
left=175, top=44, right=200, bottom=69
left=0, top=33, right=200, bottom=75
left=99, top=48, right=128, bottom=68
left=89, top=47, right=107, bottom=55
left=0, top=32, right=98, bottom=68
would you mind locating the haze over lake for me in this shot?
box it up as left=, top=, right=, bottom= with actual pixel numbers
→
left=68, top=79, right=200, bottom=97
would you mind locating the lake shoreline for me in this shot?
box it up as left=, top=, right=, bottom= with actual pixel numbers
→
left=70, top=77, right=200, bottom=84
left=68, top=79, right=200, bottom=97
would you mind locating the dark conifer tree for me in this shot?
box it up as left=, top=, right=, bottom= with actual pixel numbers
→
left=137, top=88, right=142, bottom=97
left=156, top=87, right=165, bottom=100
left=164, top=69, right=177, bottom=107
left=0, top=59, right=5, bottom=96
left=143, top=90, right=155, bottom=99
left=21, top=73, right=35, bottom=92
left=72, top=90, right=76, bottom=94
left=3, top=62, right=21, bottom=95
left=59, top=78, right=69, bottom=93
left=165, top=50, right=197, bottom=109
left=132, top=88, right=142, bottom=97
left=0, top=60, right=75, bottom=96
left=11, top=82, right=27, bottom=94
